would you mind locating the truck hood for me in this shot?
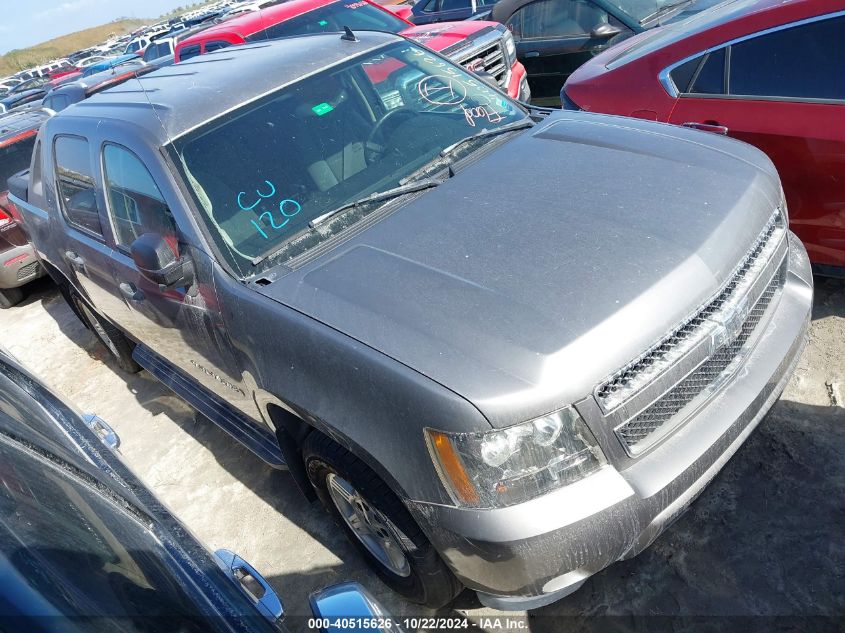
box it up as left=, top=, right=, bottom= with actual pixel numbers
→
left=255, top=112, right=782, bottom=427
left=400, top=21, right=500, bottom=52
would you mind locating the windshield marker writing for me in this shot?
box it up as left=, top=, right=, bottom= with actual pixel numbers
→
left=237, top=180, right=277, bottom=211
left=251, top=220, right=269, bottom=239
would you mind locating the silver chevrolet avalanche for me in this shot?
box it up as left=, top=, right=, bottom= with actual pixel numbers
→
left=12, top=32, right=812, bottom=610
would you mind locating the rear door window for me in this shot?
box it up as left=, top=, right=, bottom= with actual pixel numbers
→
left=668, top=56, right=700, bottom=94
left=204, top=40, right=231, bottom=53
left=688, top=47, right=725, bottom=95
left=729, top=15, right=845, bottom=101
left=179, top=44, right=202, bottom=61
left=54, top=135, right=104, bottom=237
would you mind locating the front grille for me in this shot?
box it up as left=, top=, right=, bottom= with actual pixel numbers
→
left=458, top=41, right=507, bottom=88
left=596, top=210, right=785, bottom=413
left=16, top=261, right=39, bottom=281
left=616, top=261, right=785, bottom=451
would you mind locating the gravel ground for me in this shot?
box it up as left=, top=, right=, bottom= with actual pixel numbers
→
left=0, top=275, right=842, bottom=632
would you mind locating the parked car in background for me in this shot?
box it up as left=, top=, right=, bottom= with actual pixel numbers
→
left=563, top=0, right=845, bottom=274
left=0, top=109, right=49, bottom=307
left=75, top=54, right=108, bottom=68
left=42, top=63, right=168, bottom=113
left=0, top=80, right=50, bottom=113
left=490, top=0, right=722, bottom=102
left=143, top=24, right=218, bottom=63
left=124, top=35, right=152, bottom=55
left=222, top=0, right=287, bottom=18
left=410, top=0, right=499, bottom=25
left=81, top=54, right=145, bottom=78
left=12, top=31, right=812, bottom=610
left=0, top=346, right=395, bottom=631
left=175, top=0, right=531, bottom=101
left=47, top=62, right=79, bottom=81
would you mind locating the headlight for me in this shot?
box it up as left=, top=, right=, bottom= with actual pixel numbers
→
left=501, top=29, right=517, bottom=68
left=425, top=407, right=606, bottom=508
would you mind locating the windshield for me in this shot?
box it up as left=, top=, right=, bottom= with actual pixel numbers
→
left=246, top=1, right=409, bottom=41
left=171, top=41, right=527, bottom=276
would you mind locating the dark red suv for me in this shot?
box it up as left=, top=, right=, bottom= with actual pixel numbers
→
left=562, top=0, right=845, bottom=274
left=0, top=108, right=49, bottom=307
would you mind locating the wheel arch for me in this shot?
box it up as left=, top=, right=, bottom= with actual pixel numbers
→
left=264, top=401, right=415, bottom=506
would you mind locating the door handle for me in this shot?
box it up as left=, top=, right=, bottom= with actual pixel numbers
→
left=119, top=282, right=145, bottom=302
left=65, top=250, right=85, bottom=270
left=214, top=550, right=283, bottom=623
left=682, top=122, right=729, bottom=135
left=525, top=51, right=540, bottom=58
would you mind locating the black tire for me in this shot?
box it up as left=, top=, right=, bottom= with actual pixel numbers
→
left=71, top=292, right=141, bottom=373
left=0, top=286, right=24, bottom=309
left=304, top=432, right=462, bottom=608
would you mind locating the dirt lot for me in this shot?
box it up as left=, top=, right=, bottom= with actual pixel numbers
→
left=1, top=275, right=842, bottom=632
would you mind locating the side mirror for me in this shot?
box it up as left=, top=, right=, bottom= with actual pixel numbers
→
left=591, top=23, right=622, bottom=39
left=130, top=232, right=194, bottom=288
left=310, top=582, right=400, bottom=633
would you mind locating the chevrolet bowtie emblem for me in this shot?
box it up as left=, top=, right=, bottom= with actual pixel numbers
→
left=711, top=295, right=750, bottom=350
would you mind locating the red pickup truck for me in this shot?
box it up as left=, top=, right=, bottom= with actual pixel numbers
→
left=174, top=0, right=530, bottom=101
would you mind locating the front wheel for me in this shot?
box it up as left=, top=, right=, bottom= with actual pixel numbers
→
left=303, top=432, right=462, bottom=608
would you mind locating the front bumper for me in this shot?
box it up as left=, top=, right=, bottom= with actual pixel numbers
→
left=0, top=242, right=42, bottom=289
left=408, top=232, right=813, bottom=610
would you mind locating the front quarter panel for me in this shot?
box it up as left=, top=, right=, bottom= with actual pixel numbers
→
left=213, top=265, right=490, bottom=505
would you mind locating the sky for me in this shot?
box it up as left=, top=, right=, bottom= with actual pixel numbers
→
left=1, top=1, right=197, bottom=53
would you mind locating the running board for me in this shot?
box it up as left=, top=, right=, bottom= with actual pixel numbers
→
left=132, top=345, right=286, bottom=469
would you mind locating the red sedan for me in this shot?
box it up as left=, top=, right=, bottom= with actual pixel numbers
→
left=563, top=0, right=845, bottom=274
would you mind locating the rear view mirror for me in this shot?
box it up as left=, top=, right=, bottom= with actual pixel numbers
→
left=591, top=23, right=622, bottom=39
left=130, top=232, right=194, bottom=288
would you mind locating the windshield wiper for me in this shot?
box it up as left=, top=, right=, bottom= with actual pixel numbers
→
left=250, top=178, right=441, bottom=267
left=640, top=0, right=694, bottom=24
left=399, top=118, right=534, bottom=186
left=308, top=178, right=442, bottom=230
left=439, top=118, right=535, bottom=160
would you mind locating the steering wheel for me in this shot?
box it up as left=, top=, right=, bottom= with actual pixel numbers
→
left=364, top=108, right=417, bottom=165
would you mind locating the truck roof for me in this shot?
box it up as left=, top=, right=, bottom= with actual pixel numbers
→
left=59, top=31, right=396, bottom=145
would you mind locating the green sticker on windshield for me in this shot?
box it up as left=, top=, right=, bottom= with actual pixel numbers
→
left=312, top=102, right=334, bottom=116
left=318, top=19, right=328, bottom=25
